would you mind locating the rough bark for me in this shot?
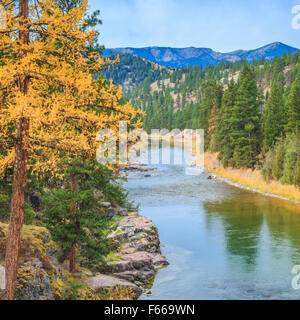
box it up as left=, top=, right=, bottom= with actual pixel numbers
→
left=69, top=176, right=77, bottom=274
left=3, top=0, right=30, bottom=300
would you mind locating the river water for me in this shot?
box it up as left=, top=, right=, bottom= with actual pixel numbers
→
left=124, top=147, right=300, bottom=300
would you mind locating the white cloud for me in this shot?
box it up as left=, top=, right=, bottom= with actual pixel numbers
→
left=92, top=0, right=300, bottom=51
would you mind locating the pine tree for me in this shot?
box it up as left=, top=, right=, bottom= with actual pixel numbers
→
left=199, top=81, right=222, bottom=149
left=43, top=160, right=126, bottom=272
left=217, top=79, right=237, bottom=167
left=230, top=64, right=261, bottom=168
left=271, top=138, right=286, bottom=180
left=207, top=105, right=218, bottom=152
left=285, top=78, right=300, bottom=136
left=263, top=80, right=285, bottom=151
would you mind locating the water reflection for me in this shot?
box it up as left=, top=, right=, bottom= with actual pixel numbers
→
left=205, top=198, right=263, bottom=269
left=125, top=149, right=300, bottom=300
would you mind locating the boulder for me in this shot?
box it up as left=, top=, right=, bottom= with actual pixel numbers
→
left=113, top=270, right=155, bottom=284
left=101, top=260, right=134, bottom=274
left=85, top=274, right=143, bottom=298
left=151, top=253, right=169, bottom=268
left=0, top=223, right=63, bottom=300
left=102, top=202, right=112, bottom=209
left=15, top=259, right=54, bottom=300
left=26, top=193, right=42, bottom=210
left=121, top=252, right=154, bottom=270
left=106, top=208, right=115, bottom=219
left=131, top=216, right=156, bottom=233
left=118, top=208, right=129, bottom=217
left=98, top=210, right=169, bottom=299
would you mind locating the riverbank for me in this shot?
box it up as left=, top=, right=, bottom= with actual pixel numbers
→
left=0, top=208, right=168, bottom=300
left=89, top=210, right=169, bottom=298
left=205, top=152, right=300, bottom=205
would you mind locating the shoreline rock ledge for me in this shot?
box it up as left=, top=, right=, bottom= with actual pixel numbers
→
left=86, top=211, right=169, bottom=299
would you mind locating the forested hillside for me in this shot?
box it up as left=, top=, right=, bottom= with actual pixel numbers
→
left=102, top=52, right=172, bottom=91
left=128, top=51, right=300, bottom=186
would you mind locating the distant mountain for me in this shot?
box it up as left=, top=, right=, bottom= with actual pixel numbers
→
left=102, top=52, right=172, bottom=92
left=105, top=42, right=299, bottom=68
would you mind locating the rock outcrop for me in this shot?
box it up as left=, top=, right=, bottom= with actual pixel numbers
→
left=85, top=274, right=143, bottom=299
left=0, top=211, right=167, bottom=300
left=90, top=212, right=169, bottom=298
left=0, top=223, right=63, bottom=300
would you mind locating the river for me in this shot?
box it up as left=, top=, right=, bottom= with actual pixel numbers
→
left=124, top=147, right=300, bottom=300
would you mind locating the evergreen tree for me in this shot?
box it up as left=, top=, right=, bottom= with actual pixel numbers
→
left=43, top=160, right=126, bottom=272
left=217, top=79, right=238, bottom=167
left=271, top=138, right=286, bottom=180
left=285, top=78, right=300, bottom=136
left=230, top=65, right=261, bottom=168
left=282, top=135, right=299, bottom=185
left=263, top=80, right=285, bottom=151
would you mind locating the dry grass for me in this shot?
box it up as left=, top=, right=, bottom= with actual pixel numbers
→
left=205, top=152, right=300, bottom=203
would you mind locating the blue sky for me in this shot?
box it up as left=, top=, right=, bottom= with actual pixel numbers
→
left=89, top=0, right=300, bottom=52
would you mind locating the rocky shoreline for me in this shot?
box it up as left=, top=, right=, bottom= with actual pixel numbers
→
left=86, top=210, right=169, bottom=299
left=85, top=164, right=168, bottom=299
left=0, top=164, right=168, bottom=300
left=0, top=209, right=168, bottom=300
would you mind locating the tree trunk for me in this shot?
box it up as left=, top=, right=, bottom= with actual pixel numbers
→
left=3, top=0, right=30, bottom=300
left=69, top=244, right=76, bottom=274
left=261, top=125, right=265, bottom=160
left=69, top=176, right=77, bottom=273
left=4, top=117, right=29, bottom=300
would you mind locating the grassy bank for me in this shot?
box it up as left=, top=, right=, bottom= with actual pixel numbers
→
left=205, top=152, right=300, bottom=204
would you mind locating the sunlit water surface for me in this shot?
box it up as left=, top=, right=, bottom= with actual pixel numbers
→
left=124, top=147, right=300, bottom=300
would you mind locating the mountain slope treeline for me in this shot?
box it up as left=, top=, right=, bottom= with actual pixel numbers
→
left=102, top=52, right=172, bottom=92
left=128, top=51, right=300, bottom=186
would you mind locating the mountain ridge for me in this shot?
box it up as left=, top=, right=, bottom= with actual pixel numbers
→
left=105, top=42, right=299, bottom=68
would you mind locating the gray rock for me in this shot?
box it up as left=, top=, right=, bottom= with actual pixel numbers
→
left=85, top=274, right=143, bottom=298
left=102, top=202, right=112, bottom=209
left=106, top=208, right=115, bottom=219
left=26, top=193, right=42, bottom=210
left=102, top=260, right=134, bottom=274
left=151, top=253, right=169, bottom=268
left=113, top=270, right=155, bottom=284
left=32, top=258, right=43, bottom=269
left=121, top=252, right=154, bottom=270
left=118, top=208, right=129, bottom=216
left=46, top=246, right=57, bottom=258
left=15, top=260, right=54, bottom=301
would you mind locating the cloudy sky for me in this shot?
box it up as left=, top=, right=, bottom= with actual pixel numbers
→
left=89, top=0, right=300, bottom=52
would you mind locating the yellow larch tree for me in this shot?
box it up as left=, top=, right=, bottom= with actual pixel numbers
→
left=0, top=0, right=142, bottom=300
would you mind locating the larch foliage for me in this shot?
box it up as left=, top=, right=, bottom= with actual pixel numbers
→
left=0, top=0, right=143, bottom=176
left=0, top=0, right=142, bottom=300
